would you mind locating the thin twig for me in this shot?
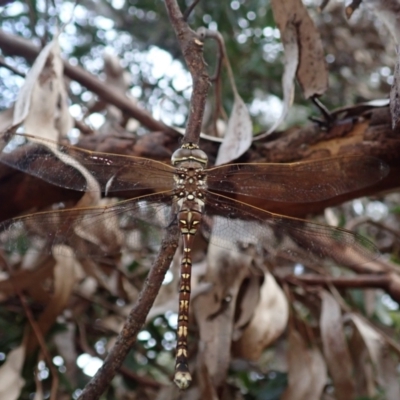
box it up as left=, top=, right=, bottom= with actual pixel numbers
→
left=346, top=217, right=400, bottom=243
left=78, top=223, right=179, bottom=400
left=164, top=0, right=209, bottom=145
left=0, top=57, right=26, bottom=77
left=183, top=0, right=201, bottom=21
left=286, top=273, right=400, bottom=304
left=287, top=273, right=390, bottom=288
left=196, top=27, right=227, bottom=136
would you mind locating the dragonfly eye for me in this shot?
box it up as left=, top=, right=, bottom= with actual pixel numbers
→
left=171, top=147, right=208, bottom=166
left=190, top=149, right=208, bottom=165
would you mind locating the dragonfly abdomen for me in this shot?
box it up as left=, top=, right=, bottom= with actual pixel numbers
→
left=174, top=208, right=202, bottom=389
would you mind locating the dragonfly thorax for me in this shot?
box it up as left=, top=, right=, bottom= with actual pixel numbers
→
left=174, top=166, right=207, bottom=212
left=172, top=144, right=208, bottom=212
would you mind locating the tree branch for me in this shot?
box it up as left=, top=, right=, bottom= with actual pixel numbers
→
left=78, top=223, right=179, bottom=400
left=164, top=0, right=209, bottom=145
left=286, top=273, right=400, bottom=303
left=287, top=273, right=390, bottom=288
left=0, top=29, right=179, bottom=136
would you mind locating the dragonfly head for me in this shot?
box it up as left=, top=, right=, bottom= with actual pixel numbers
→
left=171, top=144, right=208, bottom=168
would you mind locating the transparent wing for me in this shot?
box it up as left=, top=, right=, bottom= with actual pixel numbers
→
left=0, top=133, right=175, bottom=193
left=206, top=156, right=389, bottom=203
left=204, top=191, right=378, bottom=267
left=0, top=192, right=174, bottom=260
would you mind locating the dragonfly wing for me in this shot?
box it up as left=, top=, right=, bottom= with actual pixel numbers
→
left=0, top=133, right=175, bottom=193
left=206, top=156, right=389, bottom=203
left=203, top=191, right=378, bottom=267
left=0, top=191, right=174, bottom=260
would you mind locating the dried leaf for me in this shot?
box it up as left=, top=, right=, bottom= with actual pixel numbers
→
left=26, top=245, right=81, bottom=353
left=0, top=262, right=53, bottom=299
left=231, top=274, right=261, bottom=340
left=215, top=93, right=252, bottom=165
left=281, top=329, right=327, bottom=400
left=348, top=313, right=400, bottom=399
left=264, top=23, right=298, bottom=135
left=320, top=291, right=355, bottom=399
left=12, top=37, right=72, bottom=140
left=0, top=345, right=26, bottom=400
left=197, top=353, right=220, bottom=400
left=349, top=313, right=384, bottom=367
left=233, top=272, right=288, bottom=360
left=380, top=349, right=400, bottom=400
left=193, top=241, right=252, bottom=387
left=271, top=0, right=328, bottom=98
left=348, top=330, right=374, bottom=397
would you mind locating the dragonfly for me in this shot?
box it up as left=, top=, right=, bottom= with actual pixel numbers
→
left=0, top=133, right=389, bottom=389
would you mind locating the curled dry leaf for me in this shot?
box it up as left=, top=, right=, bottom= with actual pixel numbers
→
left=0, top=261, right=53, bottom=300
left=215, top=93, right=253, bottom=165
left=348, top=312, right=400, bottom=398
left=379, top=348, right=400, bottom=400
left=0, top=345, right=26, bottom=400
left=263, top=23, right=298, bottom=136
left=193, top=240, right=253, bottom=387
left=281, top=329, right=327, bottom=400
left=320, top=291, right=355, bottom=400
left=197, top=350, right=220, bottom=400
left=347, top=329, right=372, bottom=397
left=233, top=272, right=288, bottom=360
left=231, top=274, right=261, bottom=341
left=349, top=313, right=385, bottom=368
left=12, top=37, right=72, bottom=141
left=271, top=0, right=328, bottom=99
left=214, top=31, right=253, bottom=165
